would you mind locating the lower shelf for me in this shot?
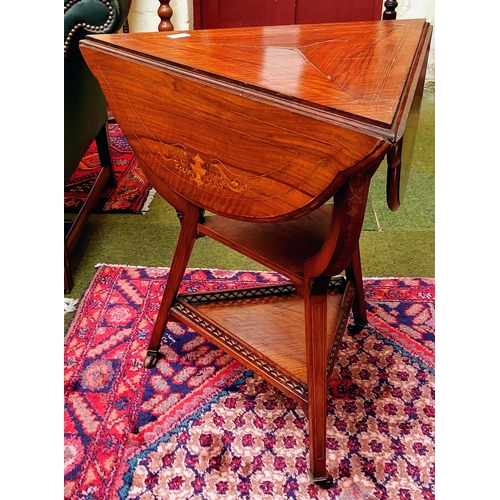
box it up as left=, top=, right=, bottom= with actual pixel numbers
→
left=170, top=277, right=355, bottom=407
left=199, top=203, right=334, bottom=284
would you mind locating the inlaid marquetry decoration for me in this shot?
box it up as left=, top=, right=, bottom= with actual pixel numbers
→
left=160, top=143, right=249, bottom=193
left=108, top=69, right=377, bottom=220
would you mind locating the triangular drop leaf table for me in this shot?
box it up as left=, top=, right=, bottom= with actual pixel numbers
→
left=81, top=19, right=432, bottom=487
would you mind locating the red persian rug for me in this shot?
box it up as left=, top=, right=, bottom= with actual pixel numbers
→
left=64, top=124, right=154, bottom=214
left=64, top=266, right=435, bottom=500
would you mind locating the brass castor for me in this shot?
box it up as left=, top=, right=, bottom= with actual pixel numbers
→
left=309, top=471, right=333, bottom=489
left=347, top=321, right=366, bottom=334
left=144, top=351, right=160, bottom=369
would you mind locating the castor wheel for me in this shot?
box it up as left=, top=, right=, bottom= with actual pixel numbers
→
left=347, top=321, right=366, bottom=334
left=144, top=351, right=159, bottom=369
left=309, top=471, right=333, bottom=489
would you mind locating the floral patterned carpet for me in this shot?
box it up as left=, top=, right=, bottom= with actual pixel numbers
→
left=64, top=265, right=434, bottom=500
left=64, top=124, right=154, bottom=214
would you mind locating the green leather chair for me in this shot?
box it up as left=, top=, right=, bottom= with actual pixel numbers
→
left=64, top=0, right=132, bottom=292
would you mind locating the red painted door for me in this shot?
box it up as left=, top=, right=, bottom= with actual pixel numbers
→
left=193, top=0, right=385, bottom=30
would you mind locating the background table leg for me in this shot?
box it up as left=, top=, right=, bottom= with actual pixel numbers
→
left=345, top=244, right=368, bottom=334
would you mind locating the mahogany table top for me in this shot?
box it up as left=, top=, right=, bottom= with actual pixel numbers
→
left=86, top=20, right=429, bottom=136
left=81, top=20, right=431, bottom=219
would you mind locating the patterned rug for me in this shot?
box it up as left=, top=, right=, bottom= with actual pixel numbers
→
left=64, top=124, right=155, bottom=214
left=64, top=266, right=435, bottom=500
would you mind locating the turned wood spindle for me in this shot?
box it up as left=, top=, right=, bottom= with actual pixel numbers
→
left=158, top=0, right=174, bottom=31
left=383, top=0, right=398, bottom=20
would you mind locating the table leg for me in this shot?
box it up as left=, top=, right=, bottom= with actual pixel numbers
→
left=345, top=243, right=368, bottom=333
left=144, top=204, right=201, bottom=368
left=304, top=277, right=333, bottom=487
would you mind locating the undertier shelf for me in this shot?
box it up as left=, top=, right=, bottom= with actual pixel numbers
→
left=170, top=278, right=355, bottom=405
left=199, top=203, right=334, bottom=283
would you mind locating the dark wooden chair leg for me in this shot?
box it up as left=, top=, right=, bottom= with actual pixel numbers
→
left=95, top=120, right=117, bottom=188
left=304, top=277, right=333, bottom=488
left=345, top=244, right=368, bottom=333
left=64, top=120, right=116, bottom=292
left=144, top=204, right=201, bottom=368
left=64, top=241, right=73, bottom=293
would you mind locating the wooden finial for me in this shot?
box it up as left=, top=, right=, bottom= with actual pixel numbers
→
left=158, top=0, right=174, bottom=31
left=383, top=0, right=398, bottom=20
